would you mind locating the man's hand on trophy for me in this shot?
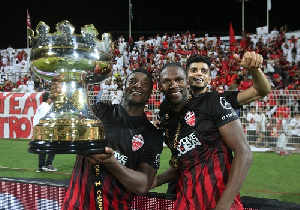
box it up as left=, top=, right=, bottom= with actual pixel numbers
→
left=50, top=75, right=63, bottom=100
left=84, top=147, right=115, bottom=165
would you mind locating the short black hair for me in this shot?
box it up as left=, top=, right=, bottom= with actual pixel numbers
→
left=186, top=54, right=211, bottom=70
left=160, top=62, right=187, bottom=78
left=42, top=92, right=50, bottom=102
left=126, top=67, right=153, bottom=89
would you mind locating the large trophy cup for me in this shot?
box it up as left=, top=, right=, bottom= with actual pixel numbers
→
left=28, top=20, right=112, bottom=154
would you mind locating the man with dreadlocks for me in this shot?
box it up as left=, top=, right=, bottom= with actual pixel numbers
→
left=152, top=52, right=270, bottom=209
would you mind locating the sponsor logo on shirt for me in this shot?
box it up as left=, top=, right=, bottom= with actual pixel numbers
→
left=221, top=112, right=237, bottom=120
left=184, top=111, right=195, bottom=126
left=132, top=134, right=144, bottom=151
left=220, top=97, right=232, bottom=110
left=177, top=132, right=201, bottom=157
left=114, top=150, right=128, bottom=165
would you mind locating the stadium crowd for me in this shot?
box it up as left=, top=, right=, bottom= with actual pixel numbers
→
left=1, top=25, right=300, bottom=150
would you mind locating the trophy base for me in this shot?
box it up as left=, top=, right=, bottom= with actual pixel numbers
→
left=28, top=139, right=108, bottom=154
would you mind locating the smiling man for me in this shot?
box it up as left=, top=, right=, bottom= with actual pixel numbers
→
left=152, top=52, right=271, bottom=209
left=187, top=51, right=271, bottom=105
left=51, top=68, right=164, bottom=210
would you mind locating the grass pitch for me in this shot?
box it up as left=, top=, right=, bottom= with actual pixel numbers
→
left=0, top=138, right=299, bottom=204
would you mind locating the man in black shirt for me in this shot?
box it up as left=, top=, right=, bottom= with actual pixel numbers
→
left=51, top=68, right=163, bottom=210
left=152, top=52, right=271, bottom=209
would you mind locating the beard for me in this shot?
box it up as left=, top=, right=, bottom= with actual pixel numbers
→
left=165, top=90, right=189, bottom=108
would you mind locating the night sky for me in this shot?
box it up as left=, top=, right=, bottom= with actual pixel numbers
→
left=1, top=0, right=298, bottom=49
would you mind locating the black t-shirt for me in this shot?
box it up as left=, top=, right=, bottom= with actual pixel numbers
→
left=34, top=80, right=41, bottom=89
left=94, top=103, right=163, bottom=170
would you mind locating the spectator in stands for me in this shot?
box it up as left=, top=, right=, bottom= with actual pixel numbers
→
left=118, top=39, right=126, bottom=55
left=110, top=90, right=122, bottom=105
left=273, top=73, right=284, bottom=90
left=275, top=112, right=289, bottom=152
left=112, top=60, right=121, bottom=76
left=18, top=80, right=28, bottom=92
left=34, top=77, right=42, bottom=90
left=16, top=77, right=22, bottom=86
left=246, top=106, right=260, bottom=144
left=255, top=105, right=268, bottom=147
left=240, top=74, right=253, bottom=91
left=33, top=92, right=57, bottom=172
left=36, top=83, right=44, bottom=92
left=288, top=112, right=300, bottom=148
left=132, top=47, right=139, bottom=61
left=44, top=81, right=51, bottom=91
left=4, top=80, right=13, bottom=92
left=27, top=76, right=34, bottom=92
left=16, top=51, right=23, bottom=62
left=1, top=55, right=9, bottom=67
left=114, top=69, right=122, bottom=80
left=275, top=98, right=291, bottom=119
left=273, top=61, right=283, bottom=78
left=110, top=79, right=118, bottom=91
left=99, top=79, right=111, bottom=103
left=23, top=74, right=28, bottom=85
left=280, top=55, right=290, bottom=85
left=229, top=78, right=238, bottom=90
left=115, top=53, right=124, bottom=68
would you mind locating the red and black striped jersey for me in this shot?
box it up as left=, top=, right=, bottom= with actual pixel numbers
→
left=62, top=103, right=163, bottom=210
left=166, top=91, right=243, bottom=209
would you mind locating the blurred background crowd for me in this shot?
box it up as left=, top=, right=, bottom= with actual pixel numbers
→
left=1, top=25, right=299, bottom=151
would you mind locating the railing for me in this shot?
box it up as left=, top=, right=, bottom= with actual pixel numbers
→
left=88, top=90, right=300, bottom=150
left=0, top=72, right=31, bottom=84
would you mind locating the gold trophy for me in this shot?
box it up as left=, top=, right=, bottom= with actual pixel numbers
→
left=28, top=20, right=112, bottom=154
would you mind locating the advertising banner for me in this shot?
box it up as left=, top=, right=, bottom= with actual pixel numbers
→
left=0, top=92, right=43, bottom=139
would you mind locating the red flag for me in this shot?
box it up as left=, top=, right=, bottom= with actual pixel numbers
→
left=229, top=22, right=236, bottom=45
left=27, top=9, right=31, bottom=29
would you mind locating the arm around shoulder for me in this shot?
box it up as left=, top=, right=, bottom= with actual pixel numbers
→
left=151, top=166, right=176, bottom=190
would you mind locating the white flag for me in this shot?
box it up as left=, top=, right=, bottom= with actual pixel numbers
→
left=268, top=0, right=271, bottom=11
left=256, top=26, right=268, bottom=35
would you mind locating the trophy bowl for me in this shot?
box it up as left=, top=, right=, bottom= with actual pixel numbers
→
left=28, top=20, right=112, bottom=154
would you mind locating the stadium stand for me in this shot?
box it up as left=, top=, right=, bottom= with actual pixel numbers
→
left=1, top=27, right=300, bottom=151
left=1, top=26, right=300, bottom=209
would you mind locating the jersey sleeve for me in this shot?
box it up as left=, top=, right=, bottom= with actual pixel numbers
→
left=220, top=91, right=240, bottom=109
left=208, top=93, right=239, bottom=128
left=138, top=129, right=164, bottom=169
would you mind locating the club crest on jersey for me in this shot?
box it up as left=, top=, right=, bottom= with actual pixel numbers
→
left=132, top=134, right=144, bottom=151
left=220, top=97, right=232, bottom=110
left=184, top=111, right=195, bottom=126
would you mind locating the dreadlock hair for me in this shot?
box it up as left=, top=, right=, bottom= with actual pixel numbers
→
left=160, top=62, right=187, bottom=79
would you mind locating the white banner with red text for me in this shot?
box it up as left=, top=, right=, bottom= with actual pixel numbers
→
left=0, top=92, right=43, bottom=139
